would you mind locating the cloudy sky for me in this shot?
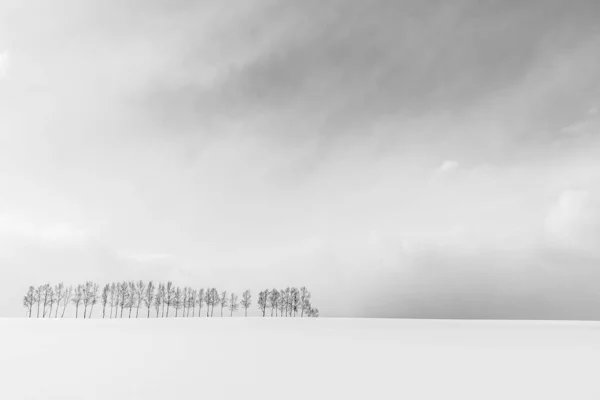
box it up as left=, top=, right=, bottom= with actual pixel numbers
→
left=1, top=0, right=600, bottom=318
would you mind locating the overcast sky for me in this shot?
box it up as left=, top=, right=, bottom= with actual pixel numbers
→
left=1, top=0, right=600, bottom=318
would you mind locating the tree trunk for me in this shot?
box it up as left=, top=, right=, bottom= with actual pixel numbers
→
left=61, top=303, right=67, bottom=318
left=245, top=308, right=247, bottom=317
left=75, top=305, right=79, bottom=318
left=136, top=306, right=140, bottom=318
left=36, top=302, right=40, bottom=318
left=148, top=307, right=151, bottom=318
left=89, top=304, right=95, bottom=318
left=120, top=306, right=124, bottom=318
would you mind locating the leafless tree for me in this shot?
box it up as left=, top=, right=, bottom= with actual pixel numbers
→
left=210, top=288, right=219, bottom=316
left=127, top=281, right=136, bottom=318
left=53, top=282, right=65, bottom=318
left=188, top=289, right=196, bottom=317
left=119, top=281, right=128, bottom=318
left=173, top=287, right=183, bottom=317
left=229, top=293, right=239, bottom=316
left=135, top=280, right=145, bottom=318
left=47, top=286, right=56, bottom=318
left=144, top=281, right=155, bottom=318
left=307, top=307, right=319, bottom=317
left=258, top=290, right=268, bottom=317
left=203, top=288, right=212, bottom=317
left=241, top=290, right=251, bottom=317
left=23, top=286, right=35, bottom=317
left=101, top=284, right=110, bottom=318
left=299, top=287, right=311, bottom=317
left=108, top=282, right=116, bottom=318
left=88, top=283, right=99, bottom=318
left=41, top=284, right=52, bottom=318
left=219, top=290, right=228, bottom=317
left=290, top=287, right=300, bottom=317
left=182, top=287, right=189, bottom=317
left=197, top=288, right=205, bottom=317
left=72, top=284, right=84, bottom=318
left=277, top=289, right=286, bottom=317
left=61, top=285, right=73, bottom=318
left=268, top=289, right=279, bottom=317
left=82, top=281, right=93, bottom=318
left=165, top=281, right=174, bottom=317
left=34, top=285, right=44, bottom=318
left=155, top=283, right=165, bottom=317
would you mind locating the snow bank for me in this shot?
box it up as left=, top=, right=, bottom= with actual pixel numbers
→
left=1, top=318, right=599, bottom=399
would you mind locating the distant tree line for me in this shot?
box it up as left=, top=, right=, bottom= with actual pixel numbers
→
left=23, top=282, right=319, bottom=318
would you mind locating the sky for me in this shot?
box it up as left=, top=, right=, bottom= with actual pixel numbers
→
left=1, top=0, right=600, bottom=318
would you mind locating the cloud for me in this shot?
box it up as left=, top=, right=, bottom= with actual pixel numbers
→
left=545, top=190, right=600, bottom=254
left=0, top=51, right=9, bottom=79
left=438, top=160, right=459, bottom=172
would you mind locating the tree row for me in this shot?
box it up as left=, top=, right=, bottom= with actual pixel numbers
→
left=23, top=282, right=319, bottom=319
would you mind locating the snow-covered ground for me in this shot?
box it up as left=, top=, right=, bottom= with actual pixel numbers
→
left=1, top=318, right=599, bottom=399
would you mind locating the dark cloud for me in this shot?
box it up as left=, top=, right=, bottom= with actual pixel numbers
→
left=141, top=0, right=600, bottom=136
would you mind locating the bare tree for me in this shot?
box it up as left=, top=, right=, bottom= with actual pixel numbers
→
left=188, top=289, right=196, bottom=317
left=155, top=283, right=165, bottom=317
left=47, top=286, right=56, bottom=318
left=307, top=307, right=319, bottom=317
left=241, top=290, right=251, bottom=317
left=61, top=285, right=73, bottom=318
left=88, top=283, right=99, bottom=318
left=41, top=284, right=51, bottom=318
left=82, top=281, right=93, bottom=318
left=219, top=291, right=228, bottom=317
left=109, top=282, right=116, bottom=318
left=165, top=282, right=174, bottom=317
left=135, top=280, right=145, bottom=318
left=197, top=288, right=205, bottom=317
left=290, top=287, right=300, bottom=317
left=203, top=288, right=212, bottom=317
left=277, top=289, right=286, bottom=317
left=268, top=289, right=279, bottom=317
left=119, top=281, right=128, bottom=318
left=127, top=281, right=136, bottom=318
left=72, top=284, right=84, bottom=318
left=229, top=293, right=239, bottom=317
left=34, top=285, right=44, bottom=318
left=23, top=286, right=35, bottom=317
left=101, top=284, right=110, bottom=318
left=173, top=287, right=183, bottom=317
left=53, top=283, right=65, bottom=318
left=258, top=290, right=268, bottom=317
left=299, top=287, right=311, bottom=317
left=144, top=281, right=155, bottom=318
left=182, top=287, right=189, bottom=317
left=283, top=287, right=292, bottom=317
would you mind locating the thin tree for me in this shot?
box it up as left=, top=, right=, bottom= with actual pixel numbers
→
left=204, top=288, right=212, bottom=317
left=47, top=286, right=56, bottom=318
left=155, top=283, right=165, bottom=317
left=41, top=284, right=51, bottom=318
left=241, top=290, right=251, bottom=317
left=127, top=281, right=136, bottom=318
left=299, top=287, right=311, bottom=317
left=119, top=281, right=128, bottom=318
left=82, top=281, right=93, bottom=318
left=165, top=282, right=174, bottom=318
left=229, top=293, right=239, bottom=317
left=34, top=285, right=44, bottom=318
left=109, top=282, right=116, bottom=318
left=197, top=288, right=205, bottom=317
left=53, top=283, right=65, bottom=318
left=173, top=287, right=183, bottom=317
left=210, top=288, right=218, bottom=316
left=61, top=285, right=73, bottom=318
left=135, top=280, right=145, bottom=318
left=182, top=287, right=188, bottom=317
left=257, top=290, right=268, bottom=317
left=188, top=289, right=196, bottom=317
left=72, top=284, right=84, bottom=318
left=101, top=284, right=110, bottom=318
left=290, top=287, right=300, bottom=317
left=277, top=290, right=286, bottom=317
left=219, top=291, right=228, bottom=317
left=88, top=283, right=99, bottom=318
left=23, top=286, right=35, bottom=317
left=144, top=281, right=155, bottom=318
left=268, top=289, right=279, bottom=317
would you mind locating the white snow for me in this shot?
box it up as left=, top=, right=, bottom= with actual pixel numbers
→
left=1, top=318, right=599, bottom=399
